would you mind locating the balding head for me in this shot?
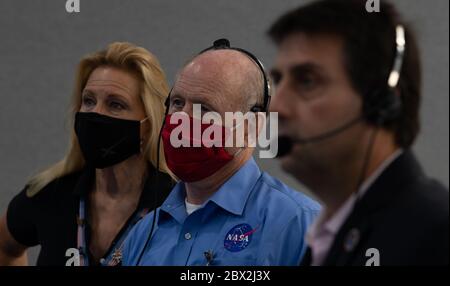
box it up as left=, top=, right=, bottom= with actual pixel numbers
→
left=170, top=49, right=265, bottom=116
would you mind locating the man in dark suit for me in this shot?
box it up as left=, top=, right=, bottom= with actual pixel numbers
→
left=267, top=0, right=448, bottom=266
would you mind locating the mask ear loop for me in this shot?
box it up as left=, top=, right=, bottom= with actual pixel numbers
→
left=231, top=147, right=244, bottom=157
left=139, top=117, right=150, bottom=153
left=228, top=110, right=265, bottom=155
left=225, top=118, right=251, bottom=157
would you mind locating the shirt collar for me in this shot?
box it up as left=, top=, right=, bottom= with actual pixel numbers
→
left=159, top=182, right=187, bottom=224
left=357, top=149, right=404, bottom=199
left=208, top=157, right=261, bottom=216
left=159, top=157, right=262, bottom=223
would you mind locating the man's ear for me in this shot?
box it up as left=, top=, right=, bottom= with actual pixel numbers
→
left=244, top=112, right=265, bottom=148
left=256, top=112, right=266, bottom=136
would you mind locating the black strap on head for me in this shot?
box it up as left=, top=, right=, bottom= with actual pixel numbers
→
left=165, top=39, right=271, bottom=113
left=164, top=87, right=172, bottom=111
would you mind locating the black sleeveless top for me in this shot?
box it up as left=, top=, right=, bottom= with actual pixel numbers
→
left=6, top=165, right=174, bottom=266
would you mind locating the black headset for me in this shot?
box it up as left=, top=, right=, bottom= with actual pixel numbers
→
left=164, top=38, right=271, bottom=114
left=363, top=25, right=405, bottom=126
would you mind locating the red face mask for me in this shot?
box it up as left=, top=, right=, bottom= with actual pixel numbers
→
left=162, top=114, right=234, bottom=182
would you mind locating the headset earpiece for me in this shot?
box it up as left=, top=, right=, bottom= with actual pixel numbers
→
left=379, top=89, right=402, bottom=124
left=364, top=25, right=405, bottom=126
left=364, top=87, right=402, bottom=125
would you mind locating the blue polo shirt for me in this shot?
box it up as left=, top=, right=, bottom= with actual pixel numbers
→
left=121, top=158, right=320, bottom=266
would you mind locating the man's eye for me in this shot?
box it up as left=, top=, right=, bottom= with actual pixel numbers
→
left=201, top=105, right=210, bottom=113
left=172, top=98, right=184, bottom=108
left=297, top=76, right=317, bottom=90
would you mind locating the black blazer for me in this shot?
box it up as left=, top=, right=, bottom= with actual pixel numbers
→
left=301, top=151, right=449, bottom=266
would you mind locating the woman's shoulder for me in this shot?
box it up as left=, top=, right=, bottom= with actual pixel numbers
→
left=24, top=170, right=85, bottom=202
left=6, top=170, right=85, bottom=248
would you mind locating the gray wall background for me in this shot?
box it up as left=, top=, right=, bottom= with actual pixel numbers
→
left=0, top=0, right=448, bottom=265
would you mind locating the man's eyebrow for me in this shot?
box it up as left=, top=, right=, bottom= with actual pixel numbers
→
left=191, top=95, right=217, bottom=110
left=170, top=91, right=217, bottom=110
left=269, top=62, right=324, bottom=79
left=289, top=62, right=324, bottom=77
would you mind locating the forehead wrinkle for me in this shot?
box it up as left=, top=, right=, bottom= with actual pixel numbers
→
left=175, top=64, right=229, bottom=108
left=85, top=67, right=141, bottom=99
left=85, top=80, right=134, bottom=95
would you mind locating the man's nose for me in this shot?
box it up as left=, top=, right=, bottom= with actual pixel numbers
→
left=181, top=104, right=193, bottom=117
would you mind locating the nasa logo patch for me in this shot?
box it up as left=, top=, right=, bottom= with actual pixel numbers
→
left=224, top=223, right=257, bottom=252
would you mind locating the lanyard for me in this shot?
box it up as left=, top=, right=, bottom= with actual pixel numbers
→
left=77, top=197, right=149, bottom=266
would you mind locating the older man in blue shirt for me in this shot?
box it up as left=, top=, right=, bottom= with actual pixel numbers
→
left=121, top=41, right=320, bottom=266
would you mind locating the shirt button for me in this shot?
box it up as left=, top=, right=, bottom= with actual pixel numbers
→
left=184, top=232, right=192, bottom=240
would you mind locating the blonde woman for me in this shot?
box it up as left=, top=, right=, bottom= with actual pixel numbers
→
left=0, top=42, right=174, bottom=266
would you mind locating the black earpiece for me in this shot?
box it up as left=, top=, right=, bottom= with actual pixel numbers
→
left=164, top=89, right=171, bottom=111
left=364, top=87, right=402, bottom=126
left=364, top=25, right=405, bottom=126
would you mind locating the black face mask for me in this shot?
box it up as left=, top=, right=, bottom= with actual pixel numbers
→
left=74, top=112, right=146, bottom=169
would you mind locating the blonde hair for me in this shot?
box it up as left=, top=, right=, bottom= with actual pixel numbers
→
left=26, top=42, right=171, bottom=197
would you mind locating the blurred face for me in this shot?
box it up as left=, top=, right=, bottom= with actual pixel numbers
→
left=269, top=33, right=368, bottom=185
left=80, top=66, right=149, bottom=138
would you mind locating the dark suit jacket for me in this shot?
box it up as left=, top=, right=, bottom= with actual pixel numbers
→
left=301, top=150, right=449, bottom=266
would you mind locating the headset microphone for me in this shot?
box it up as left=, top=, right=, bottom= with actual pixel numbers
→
left=276, top=115, right=363, bottom=158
